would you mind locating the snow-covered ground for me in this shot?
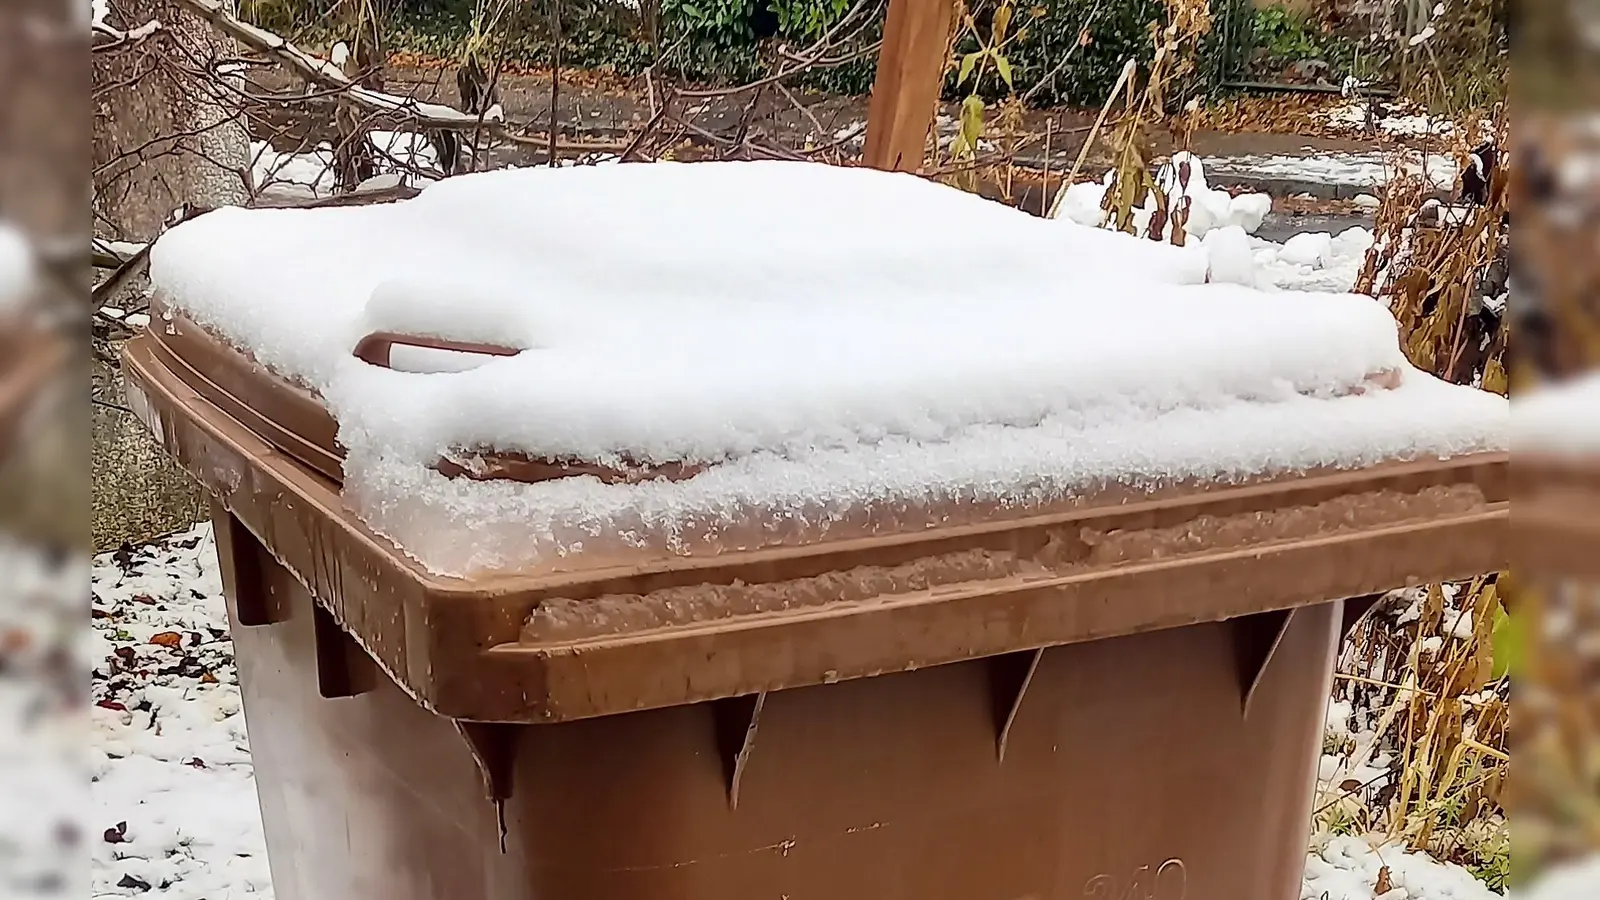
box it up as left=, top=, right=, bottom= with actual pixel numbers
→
left=1, top=541, right=89, bottom=898
left=1317, top=98, right=1494, bottom=143
left=1206, top=151, right=1460, bottom=192
left=80, top=525, right=1505, bottom=899
left=89, top=527, right=272, bottom=899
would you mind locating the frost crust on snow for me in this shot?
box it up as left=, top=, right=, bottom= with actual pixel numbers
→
left=149, top=161, right=1506, bottom=575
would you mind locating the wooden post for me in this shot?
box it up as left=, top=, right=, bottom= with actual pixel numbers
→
left=862, top=0, right=957, bottom=172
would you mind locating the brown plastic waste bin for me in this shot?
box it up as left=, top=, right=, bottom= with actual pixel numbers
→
left=122, top=309, right=1506, bottom=900
left=1514, top=455, right=1600, bottom=581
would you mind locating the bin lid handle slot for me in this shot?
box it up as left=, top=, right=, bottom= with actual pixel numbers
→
left=353, top=332, right=522, bottom=374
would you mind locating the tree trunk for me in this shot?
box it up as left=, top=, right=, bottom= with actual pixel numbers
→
left=94, top=0, right=252, bottom=237
left=92, top=0, right=253, bottom=550
left=0, top=2, right=91, bottom=552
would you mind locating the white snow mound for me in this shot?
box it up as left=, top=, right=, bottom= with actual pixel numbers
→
left=1053, top=153, right=1274, bottom=240
left=149, top=161, right=1506, bottom=576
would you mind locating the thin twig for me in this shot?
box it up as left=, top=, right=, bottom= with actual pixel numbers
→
left=548, top=0, right=562, bottom=168
left=1019, top=2, right=1108, bottom=106
left=1040, top=117, right=1053, bottom=217
left=93, top=397, right=136, bottom=416
left=726, top=85, right=769, bottom=159
left=1335, top=671, right=1440, bottom=698
left=1314, top=769, right=1392, bottom=817
left=1048, top=57, right=1137, bottom=220
left=775, top=82, right=828, bottom=149
left=621, top=99, right=673, bottom=162
left=91, top=242, right=155, bottom=309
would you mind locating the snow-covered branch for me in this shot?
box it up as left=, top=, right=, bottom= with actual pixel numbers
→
left=91, top=0, right=163, bottom=52
left=171, top=0, right=504, bottom=131
left=91, top=238, right=145, bottom=270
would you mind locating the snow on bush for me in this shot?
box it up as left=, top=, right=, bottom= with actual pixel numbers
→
left=1053, top=152, right=1273, bottom=240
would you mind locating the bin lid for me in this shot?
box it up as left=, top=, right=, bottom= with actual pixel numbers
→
left=145, top=162, right=1508, bottom=578
left=1513, top=376, right=1600, bottom=579
left=125, top=324, right=1507, bottom=723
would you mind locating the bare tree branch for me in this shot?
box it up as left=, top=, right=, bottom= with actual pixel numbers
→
left=172, top=0, right=503, bottom=130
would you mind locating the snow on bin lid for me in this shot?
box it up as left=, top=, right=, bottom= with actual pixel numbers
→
left=147, top=161, right=1506, bottom=577
left=1515, top=374, right=1600, bottom=456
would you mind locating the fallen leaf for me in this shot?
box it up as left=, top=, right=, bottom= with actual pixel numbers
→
left=116, top=873, right=152, bottom=891
left=149, top=632, right=182, bottom=649
left=200, top=671, right=219, bottom=684
left=103, top=822, right=128, bottom=844
left=185, top=758, right=207, bottom=769
left=95, top=700, right=127, bottom=712
left=1375, top=865, right=1393, bottom=894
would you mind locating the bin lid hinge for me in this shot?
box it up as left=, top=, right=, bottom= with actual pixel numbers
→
left=989, top=648, right=1045, bottom=763
left=711, top=692, right=766, bottom=810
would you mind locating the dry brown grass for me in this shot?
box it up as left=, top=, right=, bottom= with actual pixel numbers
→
left=1321, top=577, right=1510, bottom=887
left=1511, top=580, right=1600, bottom=879
left=1355, top=144, right=1509, bottom=394
left=1092, top=0, right=1210, bottom=241
left=1314, top=115, right=1513, bottom=887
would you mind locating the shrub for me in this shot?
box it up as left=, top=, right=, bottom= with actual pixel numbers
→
left=243, top=0, right=1232, bottom=108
